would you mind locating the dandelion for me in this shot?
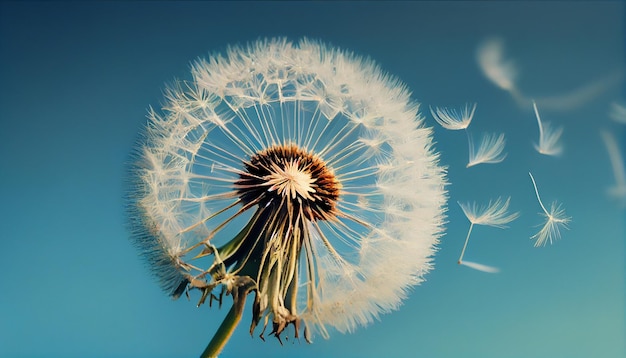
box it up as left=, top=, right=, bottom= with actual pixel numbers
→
left=126, top=38, right=447, bottom=356
left=430, top=103, right=476, bottom=130
left=528, top=172, right=571, bottom=247
left=467, top=132, right=507, bottom=167
left=599, top=130, right=626, bottom=202
left=532, top=100, right=564, bottom=156
left=457, top=197, right=519, bottom=272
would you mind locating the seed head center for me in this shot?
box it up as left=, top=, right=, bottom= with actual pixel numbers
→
left=266, top=159, right=316, bottom=200
left=235, top=144, right=341, bottom=221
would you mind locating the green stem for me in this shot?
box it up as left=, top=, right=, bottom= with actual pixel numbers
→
left=200, top=277, right=256, bottom=358
left=200, top=304, right=241, bottom=358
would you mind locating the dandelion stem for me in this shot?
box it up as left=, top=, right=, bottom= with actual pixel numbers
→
left=201, top=277, right=256, bottom=358
left=201, top=302, right=240, bottom=358
left=458, top=222, right=474, bottom=264
left=528, top=172, right=549, bottom=216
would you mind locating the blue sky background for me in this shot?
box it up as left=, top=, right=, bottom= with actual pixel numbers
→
left=0, top=1, right=624, bottom=357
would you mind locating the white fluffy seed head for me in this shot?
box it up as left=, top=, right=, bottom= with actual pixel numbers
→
left=127, top=38, right=447, bottom=338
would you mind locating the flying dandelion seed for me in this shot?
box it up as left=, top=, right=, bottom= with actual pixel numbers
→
left=457, top=197, right=518, bottom=272
left=609, top=102, right=626, bottom=124
left=430, top=103, right=476, bottom=130
left=466, top=132, right=507, bottom=167
left=476, top=37, right=518, bottom=93
left=476, top=37, right=623, bottom=111
left=429, top=102, right=505, bottom=169
left=429, top=104, right=506, bottom=168
left=599, top=130, right=626, bottom=203
left=533, top=71, right=625, bottom=111
left=532, top=100, right=563, bottom=156
left=528, top=172, right=571, bottom=247
left=126, top=38, right=447, bottom=356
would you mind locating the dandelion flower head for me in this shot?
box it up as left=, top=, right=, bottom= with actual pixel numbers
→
left=127, top=38, right=447, bottom=342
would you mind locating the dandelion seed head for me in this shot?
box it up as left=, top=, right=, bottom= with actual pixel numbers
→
left=127, top=38, right=447, bottom=341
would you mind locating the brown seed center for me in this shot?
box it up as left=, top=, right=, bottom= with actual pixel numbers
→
left=235, top=144, right=341, bottom=221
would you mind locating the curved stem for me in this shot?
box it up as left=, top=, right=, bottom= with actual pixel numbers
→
left=201, top=304, right=240, bottom=358
left=201, top=277, right=256, bottom=358
left=528, top=172, right=549, bottom=215
left=458, top=222, right=474, bottom=264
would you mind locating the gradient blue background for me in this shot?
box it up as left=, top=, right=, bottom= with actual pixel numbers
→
left=1, top=1, right=624, bottom=357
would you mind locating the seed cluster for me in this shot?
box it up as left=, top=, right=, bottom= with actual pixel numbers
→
left=235, top=144, right=341, bottom=221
